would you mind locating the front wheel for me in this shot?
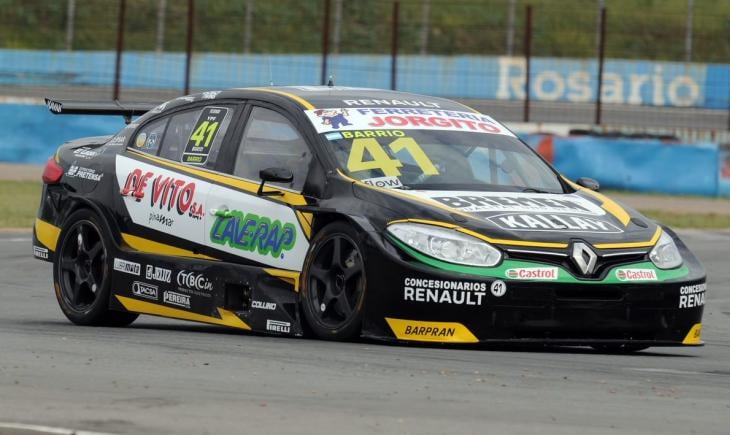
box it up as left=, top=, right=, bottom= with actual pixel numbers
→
left=53, top=209, right=138, bottom=327
left=300, top=222, right=367, bottom=341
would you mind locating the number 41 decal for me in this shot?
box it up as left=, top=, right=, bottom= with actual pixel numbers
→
left=182, top=107, right=228, bottom=165
left=347, top=137, right=439, bottom=177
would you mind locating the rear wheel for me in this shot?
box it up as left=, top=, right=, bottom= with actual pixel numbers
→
left=301, top=222, right=366, bottom=341
left=53, top=209, right=138, bottom=326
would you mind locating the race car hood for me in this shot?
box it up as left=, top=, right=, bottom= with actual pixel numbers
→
left=358, top=185, right=660, bottom=249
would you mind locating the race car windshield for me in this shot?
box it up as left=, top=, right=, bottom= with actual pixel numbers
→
left=318, top=127, right=564, bottom=193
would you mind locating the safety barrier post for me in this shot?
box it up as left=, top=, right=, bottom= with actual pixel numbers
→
left=184, top=0, right=195, bottom=95
left=391, top=1, right=400, bottom=90
left=113, top=0, right=126, bottom=100
left=523, top=4, right=532, bottom=122
left=595, top=6, right=607, bottom=125
left=321, top=0, right=331, bottom=85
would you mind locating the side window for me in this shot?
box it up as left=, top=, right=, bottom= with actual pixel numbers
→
left=233, top=107, right=312, bottom=191
left=159, top=109, right=201, bottom=162
left=159, top=105, right=233, bottom=167
left=131, top=118, right=168, bottom=155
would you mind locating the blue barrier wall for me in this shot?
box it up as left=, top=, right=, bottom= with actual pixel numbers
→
left=1, top=104, right=123, bottom=163
left=522, top=134, right=722, bottom=196
left=1, top=49, right=728, bottom=109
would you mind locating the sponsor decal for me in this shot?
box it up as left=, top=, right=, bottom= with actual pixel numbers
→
left=201, top=90, right=221, bottom=99
left=107, top=135, right=127, bottom=146
left=490, top=213, right=622, bottom=233
left=182, top=107, right=228, bottom=165
left=505, top=267, right=559, bottom=280
left=251, top=300, right=277, bottom=310
left=151, top=102, right=168, bottom=113
left=72, top=147, right=100, bottom=159
left=615, top=268, right=658, bottom=281
left=266, top=319, right=291, bottom=333
left=114, top=258, right=141, bottom=276
left=163, top=290, right=190, bottom=309
left=33, top=245, right=49, bottom=259
left=46, top=99, right=62, bottom=113
left=66, top=165, right=103, bottom=182
left=428, top=192, right=605, bottom=215
left=177, top=96, right=196, bottom=102
left=679, top=283, right=706, bottom=309
left=135, top=133, right=148, bottom=148
left=404, top=325, right=455, bottom=338
left=342, top=99, right=441, bottom=108
left=210, top=210, right=297, bottom=259
left=403, top=277, right=487, bottom=305
left=177, top=270, right=213, bottom=292
left=490, top=280, right=507, bottom=297
left=305, top=108, right=514, bottom=137
left=121, top=168, right=204, bottom=220
left=311, top=109, right=352, bottom=130
left=149, top=212, right=174, bottom=227
left=385, top=318, right=478, bottom=343
left=146, top=265, right=172, bottom=283
left=132, top=281, right=158, bottom=300
left=361, top=176, right=403, bottom=189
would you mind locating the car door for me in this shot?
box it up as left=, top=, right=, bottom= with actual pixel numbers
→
left=203, top=103, right=314, bottom=271
left=115, top=103, right=238, bottom=257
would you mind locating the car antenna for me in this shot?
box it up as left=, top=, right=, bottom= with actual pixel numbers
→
left=268, top=59, right=274, bottom=86
left=327, top=75, right=334, bottom=87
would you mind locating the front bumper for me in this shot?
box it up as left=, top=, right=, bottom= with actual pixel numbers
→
left=361, top=237, right=706, bottom=347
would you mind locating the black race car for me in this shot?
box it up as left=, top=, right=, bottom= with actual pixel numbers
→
left=33, top=86, right=706, bottom=351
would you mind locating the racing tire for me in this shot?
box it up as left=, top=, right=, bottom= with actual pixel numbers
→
left=590, top=344, right=650, bottom=353
left=53, top=209, right=138, bottom=327
left=300, top=221, right=367, bottom=341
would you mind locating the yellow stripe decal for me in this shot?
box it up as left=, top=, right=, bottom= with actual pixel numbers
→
left=264, top=268, right=301, bottom=292
left=593, top=226, right=662, bottom=249
left=128, top=150, right=308, bottom=206
left=295, top=211, right=313, bottom=239
left=247, top=88, right=316, bottom=110
left=682, top=323, right=703, bottom=345
left=389, top=218, right=569, bottom=249
left=121, top=233, right=217, bottom=260
left=35, top=218, right=61, bottom=252
left=385, top=318, right=478, bottom=343
left=563, top=177, right=631, bottom=226
left=116, top=295, right=251, bottom=330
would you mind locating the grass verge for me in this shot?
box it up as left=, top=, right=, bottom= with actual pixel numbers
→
left=637, top=209, right=730, bottom=230
left=0, top=180, right=42, bottom=228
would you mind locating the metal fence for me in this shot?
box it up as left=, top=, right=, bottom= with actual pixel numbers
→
left=0, top=0, right=728, bottom=132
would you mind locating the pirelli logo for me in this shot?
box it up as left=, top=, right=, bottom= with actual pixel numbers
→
left=385, top=318, right=478, bottom=343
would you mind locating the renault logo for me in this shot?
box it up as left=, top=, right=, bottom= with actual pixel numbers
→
left=571, top=242, right=597, bottom=275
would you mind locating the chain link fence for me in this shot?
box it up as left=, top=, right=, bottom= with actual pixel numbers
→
left=0, top=0, right=728, bottom=131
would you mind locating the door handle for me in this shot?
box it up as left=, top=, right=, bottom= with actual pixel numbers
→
left=209, top=206, right=233, bottom=218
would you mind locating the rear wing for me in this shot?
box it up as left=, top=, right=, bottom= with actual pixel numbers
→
left=44, top=98, right=160, bottom=123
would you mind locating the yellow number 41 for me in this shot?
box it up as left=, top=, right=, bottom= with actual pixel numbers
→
left=346, top=137, right=439, bottom=177
left=190, top=121, right=220, bottom=148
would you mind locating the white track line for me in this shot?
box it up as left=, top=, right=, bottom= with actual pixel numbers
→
left=0, top=422, right=116, bottom=435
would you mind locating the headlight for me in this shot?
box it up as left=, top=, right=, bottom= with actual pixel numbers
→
left=387, top=222, right=502, bottom=267
left=649, top=231, right=682, bottom=269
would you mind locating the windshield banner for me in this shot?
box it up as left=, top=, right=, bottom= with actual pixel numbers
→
left=305, top=108, right=515, bottom=137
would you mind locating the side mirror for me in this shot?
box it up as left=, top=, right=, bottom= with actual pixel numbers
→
left=257, top=167, right=293, bottom=196
left=576, top=177, right=600, bottom=191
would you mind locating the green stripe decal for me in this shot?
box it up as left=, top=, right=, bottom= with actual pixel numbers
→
left=388, top=236, right=689, bottom=284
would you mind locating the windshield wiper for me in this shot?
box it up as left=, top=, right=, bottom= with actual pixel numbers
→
left=521, top=188, right=551, bottom=193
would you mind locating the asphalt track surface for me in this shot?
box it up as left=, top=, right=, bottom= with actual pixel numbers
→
left=1, top=230, right=729, bottom=435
